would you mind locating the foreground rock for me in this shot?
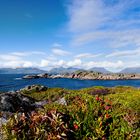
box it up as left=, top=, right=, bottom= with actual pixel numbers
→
left=0, top=92, right=36, bottom=113
left=0, top=91, right=48, bottom=139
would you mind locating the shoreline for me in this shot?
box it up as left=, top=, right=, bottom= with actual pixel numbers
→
left=22, top=72, right=140, bottom=80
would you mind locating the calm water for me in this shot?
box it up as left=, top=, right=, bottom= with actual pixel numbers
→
left=0, top=74, right=140, bottom=92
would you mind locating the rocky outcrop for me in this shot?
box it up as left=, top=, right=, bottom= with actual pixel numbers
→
left=23, top=75, right=40, bottom=79
left=37, top=73, right=49, bottom=78
left=0, top=90, right=49, bottom=138
left=23, top=73, right=50, bottom=79
left=22, top=71, right=140, bottom=80
left=61, top=71, right=140, bottom=80
left=55, top=97, right=67, bottom=105
left=20, top=85, right=48, bottom=93
left=0, top=92, right=36, bottom=113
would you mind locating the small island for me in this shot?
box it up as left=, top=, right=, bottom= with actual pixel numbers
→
left=23, top=70, right=140, bottom=80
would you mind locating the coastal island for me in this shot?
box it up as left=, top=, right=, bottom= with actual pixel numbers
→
left=23, top=70, right=140, bottom=80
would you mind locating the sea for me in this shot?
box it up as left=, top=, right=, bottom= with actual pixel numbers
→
left=0, top=74, right=140, bottom=92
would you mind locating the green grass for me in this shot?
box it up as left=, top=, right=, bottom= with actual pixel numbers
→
left=2, top=86, right=140, bottom=140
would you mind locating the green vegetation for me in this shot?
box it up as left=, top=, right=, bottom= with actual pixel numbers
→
left=1, top=86, right=140, bottom=140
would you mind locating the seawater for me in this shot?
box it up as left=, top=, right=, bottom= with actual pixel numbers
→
left=0, top=74, right=140, bottom=92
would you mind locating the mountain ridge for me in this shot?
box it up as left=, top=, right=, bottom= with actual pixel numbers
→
left=119, top=67, right=140, bottom=74
left=0, top=67, right=140, bottom=74
left=0, top=67, right=46, bottom=74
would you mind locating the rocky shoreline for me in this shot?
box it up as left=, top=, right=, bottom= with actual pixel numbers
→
left=0, top=85, right=66, bottom=125
left=22, top=70, right=140, bottom=80
left=0, top=85, right=49, bottom=138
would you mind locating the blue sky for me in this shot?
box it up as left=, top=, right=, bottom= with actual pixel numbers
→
left=0, top=0, right=140, bottom=71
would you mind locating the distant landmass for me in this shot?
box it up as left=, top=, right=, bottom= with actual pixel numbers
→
left=49, top=67, right=111, bottom=74
left=0, top=67, right=140, bottom=74
left=89, top=67, right=111, bottom=73
left=48, top=67, right=81, bottom=74
left=0, top=68, right=46, bottom=74
left=120, top=67, right=140, bottom=74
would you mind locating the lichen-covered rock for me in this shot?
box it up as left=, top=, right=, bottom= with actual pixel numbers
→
left=20, top=85, right=48, bottom=93
left=0, top=92, right=36, bottom=113
left=56, top=97, right=67, bottom=105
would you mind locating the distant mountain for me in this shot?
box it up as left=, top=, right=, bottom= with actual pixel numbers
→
left=49, top=67, right=81, bottom=74
left=120, top=67, right=140, bottom=74
left=0, top=68, right=46, bottom=74
left=89, top=67, right=111, bottom=73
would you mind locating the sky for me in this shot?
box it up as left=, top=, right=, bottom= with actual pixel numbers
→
left=0, top=0, right=140, bottom=72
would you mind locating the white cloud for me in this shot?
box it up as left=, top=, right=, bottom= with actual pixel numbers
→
left=52, top=43, right=63, bottom=47
left=75, top=53, right=101, bottom=59
left=57, top=60, right=66, bottom=66
left=67, top=59, right=82, bottom=67
left=0, top=51, right=46, bottom=68
left=40, top=60, right=50, bottom=67
left=39, top=58, right=124, bottom=71
left=11, top=51, right=46, bottom=57
left=106, top=47, right=140, bottom=58
left=22, top=61, right=33, bottom=67
left=52, top=48, right=71, bottom=56
left=68, top=0, right=105, bottom=32
left=67, top=0, right=140, bottom=49
left=0, top=54, right=21, bottom=61
left=0, top=60, right=34, bottom=68
left=67, top=0, right=133, bottom=32
left=72, top=29, right=140, bottom=47
left=84, top=60, right=124, bottom=70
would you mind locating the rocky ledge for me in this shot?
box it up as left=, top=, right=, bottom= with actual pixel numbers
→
left=0, top=85, right=49, bottom=138
left=0, top=92, right=36, bottom=113
left=63, top=71, right=140, bottom=80
left=20, top=85, right=48, bottom=93
left=0, top=84, right=66, bottom=115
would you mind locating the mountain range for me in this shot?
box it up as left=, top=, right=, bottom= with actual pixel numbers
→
left=119, top=67, right=140, bottom=74
left=0, top=68, right=46, bottom=74
left=48, top=67, right=82, bottom=74
left=0, top=67, right=140, bottom=74
left=89, top=67, right=111, bottom=73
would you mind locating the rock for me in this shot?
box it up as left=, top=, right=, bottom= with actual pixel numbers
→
left=56, top=97, right=67, bottom=105
left=33, top=100, right=48, bottom=108
left=0, top=92, right=36, bottom=113
left=23, top=75, right=40, bottom=79
left=37, top=73, right=49, bottom=78
left=0, top=117, right=7, bottom=127
left=50, top=74, right=64, bottom=79
left=20, top=85, right=48, bottom=92
left=0, top=117, right=7, bottom=140
left=23, top=73, right=50, bottom=79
